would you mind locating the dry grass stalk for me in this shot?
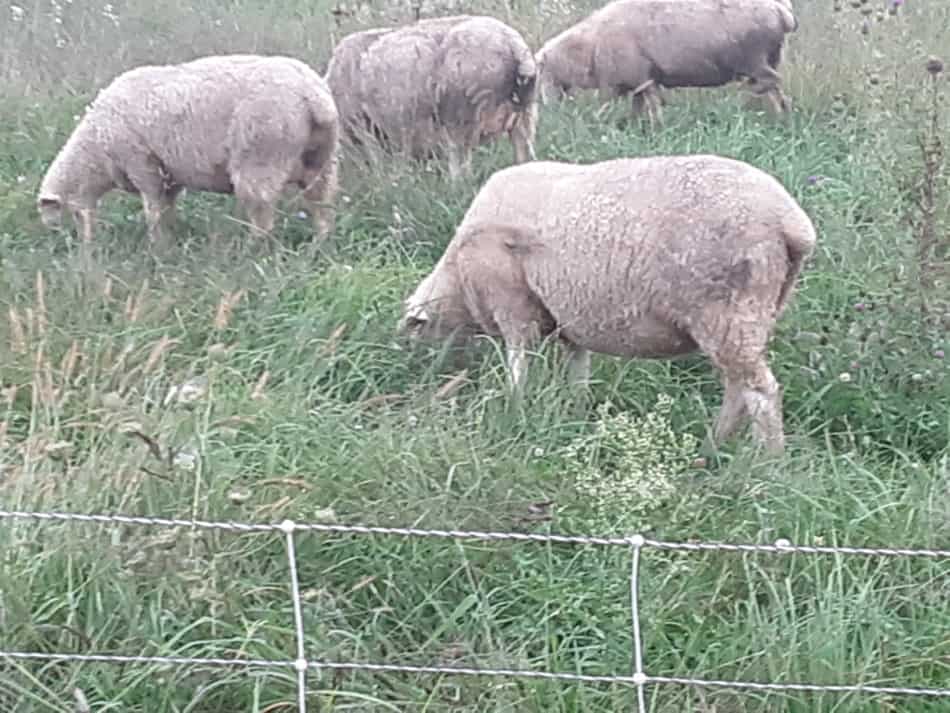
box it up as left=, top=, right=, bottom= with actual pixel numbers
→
left=320, top=323, right=348, bottom=357
left=253, top=495, right=292, bottom=519
left=31, top=342, right=57, bottom=408
left=250, top=370, right=270, bottom=400
left=214, top=289, right=246, bottom=330
left=60, top=339, right=82, bottom=386
left=8, top=307, right=26, bottom=354
left=125, top=278, right=149, bottom=323
left=360, top=392, right=405, bottom=409
left=142, top=335, right=179, bottom=374
left=433, top=370, right=469, bottom=401
left=257, top=477, right=313, bottom=491
left=33, top=270, right=48, bottom=339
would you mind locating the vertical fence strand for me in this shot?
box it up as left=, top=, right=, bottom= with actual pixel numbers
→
left=280, top=520, right=308, bottom=713
left=628, top=534, right=647, bottom=713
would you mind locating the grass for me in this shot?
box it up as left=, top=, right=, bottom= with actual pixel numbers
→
left=1, top=0, right=949, bottom=711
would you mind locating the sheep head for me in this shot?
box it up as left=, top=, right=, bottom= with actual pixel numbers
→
left=398, top=268, right=477, bottom=347
left=37, top=194, right=65, bottom=229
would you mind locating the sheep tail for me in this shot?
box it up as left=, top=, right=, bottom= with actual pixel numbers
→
left=304, top=90, right=339, bottom=132
left=775, top=209, right=817, bottom=317
left=776, top=5, right=798, bottom=33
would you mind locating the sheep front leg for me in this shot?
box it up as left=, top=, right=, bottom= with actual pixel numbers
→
left=71, top=206, right=98, bottom=272
left=631, top=80, right=662, bottom=130
left=73, top=207, right=97, bottom=244
left=142, top=192, right=179, bottom=250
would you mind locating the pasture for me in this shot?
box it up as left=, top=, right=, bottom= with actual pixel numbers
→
left=0, top=0, right=948, bottom=711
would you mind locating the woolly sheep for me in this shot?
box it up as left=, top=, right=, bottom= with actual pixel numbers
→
left=325, top=14, right=538, bottom=180
left=37, top=54, right=340, bottom=247
left=534, top=0, right=799, bottom=124
left=398, top=155, right=817, bottom=454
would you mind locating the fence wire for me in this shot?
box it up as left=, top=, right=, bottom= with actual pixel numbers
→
left=2, top=508, right=950, bottom=712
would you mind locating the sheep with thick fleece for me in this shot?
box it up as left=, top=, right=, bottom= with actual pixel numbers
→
left=37, top=54, right=340, bottom=246
left=325, top=14, right=538, bottom=179
left=399, top=155, right=816, bottom=454
left=535, top=0, right=799, bottom=124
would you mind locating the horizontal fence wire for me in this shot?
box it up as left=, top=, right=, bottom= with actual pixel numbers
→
left=3, top=509, right=950, bottom=557
left=2, top=508, right=950, bottom=707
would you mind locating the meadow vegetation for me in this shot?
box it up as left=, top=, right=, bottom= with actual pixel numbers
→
left=0, top=0, right=948, bottom=711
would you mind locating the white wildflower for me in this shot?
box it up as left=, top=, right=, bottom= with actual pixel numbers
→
left=173, top=448, right=198, bottom=471
left=10, top=5, right=24, bottom=22
left=163, top=376, right=208, bottom=407
left=838, top=372, right=852, bottom=383
left=562, top=393, right=698, bottom=534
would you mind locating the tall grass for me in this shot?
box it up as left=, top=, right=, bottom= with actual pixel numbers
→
left=0, top=0, right=948, bottom=711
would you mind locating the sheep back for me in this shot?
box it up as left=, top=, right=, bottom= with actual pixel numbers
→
left=540, top=0, right=796, bottom=94
left=49, top=55, right=338, bottom=200
left=325, top=27, right=395, bottom=139
left=451, top=155, right=815, bottom=358
left=433, top=16, right=538, bottom=134
left=327, top=14, right=537, bottom=154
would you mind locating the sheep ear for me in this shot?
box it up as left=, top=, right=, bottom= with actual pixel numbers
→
left=503, top=227, right=541, bottom=254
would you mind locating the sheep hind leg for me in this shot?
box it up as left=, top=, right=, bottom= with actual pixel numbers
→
left=242, top=200, right=276, bottom=237
left=302, top=157, right=339, bottom=244
left=507, top=343, right=530, bottom=393
left=630, top=80, right=662, bottom=131
left=692, top=319, right=787, bottom=456
left=564, top=343, right=591, bottom=390
left=741, top=364, right=786, bottom=456
left=745, top=66, right=791, bottom=116
left=446, top=142, right=474, bottom=182
left=711, top=376, right=749, bottom=447
left=234, top=177, right=280, bottom=240
left=563, top=342, right=592, bottom=413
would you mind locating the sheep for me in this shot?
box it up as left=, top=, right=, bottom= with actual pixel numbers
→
left=534, top=0, right=799, bottom=125
left=398, top=154, right=817, bottom=455
left=325, top=14, right=538, bottom=180
left=37, top=54, right=340, bottom=248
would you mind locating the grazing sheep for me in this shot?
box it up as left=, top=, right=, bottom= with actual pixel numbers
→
left=535, top=0, right=799, bottom=124
left=399, top=155, right=816, bottom=454
left=325, top=14, right=538, bottom=179
left=37, top=54, right=340, bottom=247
